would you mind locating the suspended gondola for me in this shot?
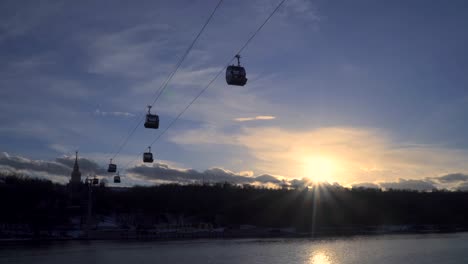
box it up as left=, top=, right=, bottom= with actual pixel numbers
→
left=108, top=159, right=117, bottom=173
left=144, top=105, right=159, bottom=129
left=114, top=171, right=121, bottom=183
left=143, top=146, right=154, bottom=163
left=226, top=54, right=247, bottom=86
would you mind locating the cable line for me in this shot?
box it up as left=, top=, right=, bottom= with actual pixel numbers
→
left=121, top=0, right=287, bottom=172
left=109, top=0, right=224, bottom=161
left=149, top=0, right=224, bottom=106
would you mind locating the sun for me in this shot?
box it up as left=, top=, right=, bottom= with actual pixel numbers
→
left=302, top=156, right=337, bottom=183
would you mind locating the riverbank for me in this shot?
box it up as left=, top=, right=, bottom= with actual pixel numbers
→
left=2, top=225, right=468, bottom=244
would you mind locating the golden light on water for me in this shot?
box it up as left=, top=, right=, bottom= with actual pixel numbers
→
left=309, top=252, right=332, bottom=264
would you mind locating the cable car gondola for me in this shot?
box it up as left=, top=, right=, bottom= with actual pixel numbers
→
left=226, top=54, right=247, bottom=86
left=108, top=159, right=117, bottom=173
left=92, top=177, right=99, bottom=185
left=114, top=172, right=121, bottom=183
left=143, top=146, right=154, bottom=163
left=144, top=105, right=159, bottom=129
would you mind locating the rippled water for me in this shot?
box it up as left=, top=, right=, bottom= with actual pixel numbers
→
left=2, top=233, right=468, bottom=263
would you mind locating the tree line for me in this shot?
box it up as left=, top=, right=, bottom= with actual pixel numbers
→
left=1, top=173, right=468, bottom=233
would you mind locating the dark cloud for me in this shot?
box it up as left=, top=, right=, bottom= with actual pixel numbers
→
left=127, top=163, right=283, bottom=185
left=379, top=178, right=436, bottom=192
left=0, top=152, right=70, bottom=176
left=435, top=173, right=468, bottom=183
left=55, top=156, right=105, bottom=174
left=0, top=152, right=105, bottom=179
left=456, top=182, right=468, bottom=191
left=255, top=174, right=281, bottom=184
left=3, top=152, right=468, bottom=192
left=288, top=178, right=312, bottom=189
left=351, top=182, right=380, bottom=189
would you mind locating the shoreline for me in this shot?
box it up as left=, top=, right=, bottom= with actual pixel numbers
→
left=2, top=227, right=468, bottom=244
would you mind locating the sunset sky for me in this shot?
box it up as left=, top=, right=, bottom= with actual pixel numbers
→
left=1, top=0, right=468, bottom=190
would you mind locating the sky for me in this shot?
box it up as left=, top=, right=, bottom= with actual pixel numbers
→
left=1, top=0, right=468, bottom=190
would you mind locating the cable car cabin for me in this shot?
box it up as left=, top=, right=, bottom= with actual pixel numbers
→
left=114, top=175, right=121, bottom=183
left=144, top=105, right=159, bottom=129
left=92, top=178, right=99, bottom=185
left=143, top=152, right=153, bottom=163
left=144, top=114, right=159, bottom=129
left=226, top=54, right=247, bottom=86
left=226, top=65, right=247, bottom=86
left=108, top=163, right=117, bottom=173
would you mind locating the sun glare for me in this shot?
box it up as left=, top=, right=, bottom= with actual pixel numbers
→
left=302, top=156, right=337, bottom=183
left=309, top=252, right=332, bottom=264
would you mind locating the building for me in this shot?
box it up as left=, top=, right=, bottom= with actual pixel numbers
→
left=69, top=151, right=82, bottom=204
left=70, top=151, right=82, bottom=185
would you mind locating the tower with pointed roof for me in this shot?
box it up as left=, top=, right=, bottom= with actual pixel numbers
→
left=67, top=151, right=84, bottom=209
left=70, top=151, right=82, bottom=185
left=69, top=151, right=83, bottom=206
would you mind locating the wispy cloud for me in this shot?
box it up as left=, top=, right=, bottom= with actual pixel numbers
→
left=48, top=144, right=73, bottom=154
left=254, top=0, right=321, bottom=28
left=171, top=67, right=220, bottom=86
left=86, top=23, right=173, bottom=78
left=282, top=0, right=322, bottom=22
left=94, top=109, right=135, bottom=117
left=234, top=115, right=276, bottom=122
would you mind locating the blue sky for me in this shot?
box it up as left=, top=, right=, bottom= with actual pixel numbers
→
left=1, top=0, right=468, bottom=189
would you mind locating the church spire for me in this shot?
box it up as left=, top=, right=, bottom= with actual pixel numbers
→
left=70, top=151, right=81, bottom=184
left=73, top=151, right=79, bottom=171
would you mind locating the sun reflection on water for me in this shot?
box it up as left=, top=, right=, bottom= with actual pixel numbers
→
left=309, top=252, right=333, bottom=264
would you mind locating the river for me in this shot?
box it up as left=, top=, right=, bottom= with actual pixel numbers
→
left=2, top=233, right=468, bottom=263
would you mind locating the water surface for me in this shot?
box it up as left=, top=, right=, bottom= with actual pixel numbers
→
left=2, top=233, right=468, bottom=263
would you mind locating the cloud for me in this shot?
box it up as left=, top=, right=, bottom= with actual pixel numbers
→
left=170, top=67, right=220, bottom=86
left=455, top=182, right=468, bottom=191
left=3, top=152, right=468, bottom=191
left=353, top=174, right=468, bottom=191
left=0, top=152, right=70, bottom=176
left=434, top=173, right=468, bottom=183
left=127, top=162, right=282, bottom=185
left=6, top=53, right=57, bottom=74
left=171, top=126, right=468, bottom=186
left=289, top=178, right=313, bottom=189
left=94, top=109, right=135, bottom=117
left=234, top=115, right=276, bottom=122
left=351, top=178, right=437, bottom=191
left=378, top=178, right=436, bottom=192
left=254, top=0, right=321, bottom=23
left=255, top=174, right=282, bottom=184
left=86, top=23, right=173, bottom=78
left=351, top=182, right=380, bottom=189
left=55, top=156, right=106, bottom=175
left=282, top=0, right=322, bottom=22
left=0, top=152, right=106, bottom=182
left=48, top=144, right=72, bottom=154
left=169, top=124, right=238, bottom=146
